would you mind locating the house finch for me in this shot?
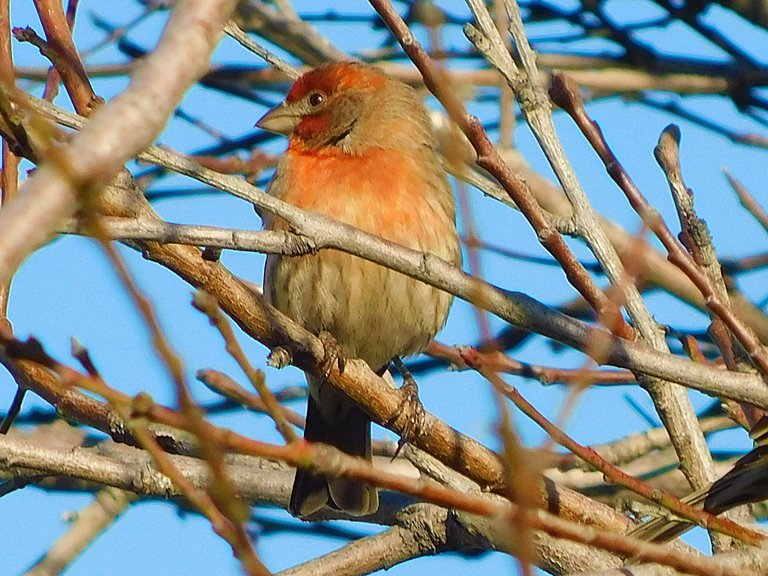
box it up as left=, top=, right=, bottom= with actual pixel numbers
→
left=629, top=416, right=768, bottom=542
left=256, top=62, right=461, bottom=517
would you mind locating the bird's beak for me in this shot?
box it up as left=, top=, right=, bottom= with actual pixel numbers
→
left=256, top=103, right=300, bottom=135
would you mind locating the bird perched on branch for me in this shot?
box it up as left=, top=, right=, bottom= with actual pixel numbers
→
left=257, top=61, right=461, bottom=517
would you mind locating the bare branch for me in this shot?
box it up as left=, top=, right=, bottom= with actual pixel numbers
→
left=0, top=0, right=240, bottom=288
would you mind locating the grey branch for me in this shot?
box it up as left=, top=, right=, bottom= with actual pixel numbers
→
left=0, top=435, right=289, bottom=506
left=61, top=218, right=316, bottom=255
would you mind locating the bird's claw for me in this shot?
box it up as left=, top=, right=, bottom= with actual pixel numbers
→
left=393, top=375, right=426, bottom=459
left=318, top=331, right=346, bottom=378
left=267, top=346, right=293, bottom=369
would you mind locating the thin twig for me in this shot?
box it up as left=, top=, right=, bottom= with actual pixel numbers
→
left=130, top=425, right=270, bottom=576
left=24, top=487, right=135, bottom=576
left=197, top=369, right=305, bottom=429
left=193, top=291, right=297, bottom=442
left=30, top=0, right=100, bottom=114
left=224, top=21, right=300, bottom=80
left=725, top=168, right=768, bottom=235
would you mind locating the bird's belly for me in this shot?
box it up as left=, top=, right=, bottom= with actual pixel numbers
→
left=266, top=249, right=451, bottom=371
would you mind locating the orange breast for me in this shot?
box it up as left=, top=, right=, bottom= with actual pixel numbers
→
left=274, top=146, right=454, bottom=255
left=264, top=145, right=460, bottom=368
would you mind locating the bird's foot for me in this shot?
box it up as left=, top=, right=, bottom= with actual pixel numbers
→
left=267, top=346, right=292, bottom=369
left=318, top=331, right=346, bottom=378
left=391, top=357, right=426, bottom=458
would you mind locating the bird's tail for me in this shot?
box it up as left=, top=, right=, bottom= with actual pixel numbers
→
left=289, top=387, right=378, bottom=518
left=626, top=487, right=709, bottom=543
left=628, top=445, right=768, bottom=543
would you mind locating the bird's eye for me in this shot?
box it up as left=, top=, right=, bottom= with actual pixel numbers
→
left=308, top=91, right=325, bottom=107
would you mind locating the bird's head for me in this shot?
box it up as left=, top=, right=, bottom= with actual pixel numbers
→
left=256, top=61, right=431, bottom=153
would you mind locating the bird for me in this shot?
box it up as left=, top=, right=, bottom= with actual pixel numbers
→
left=256, top=61, right=462, bottom=518
left=629, top=415, right=768, bottom=542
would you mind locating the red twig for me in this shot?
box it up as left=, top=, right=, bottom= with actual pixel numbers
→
left=428, top=341, right=636, bottom=385
left=31, top=0, right=100, bottom=114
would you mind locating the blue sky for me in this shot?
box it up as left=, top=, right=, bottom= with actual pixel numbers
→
left=3, top=1, right=768, bottom=574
